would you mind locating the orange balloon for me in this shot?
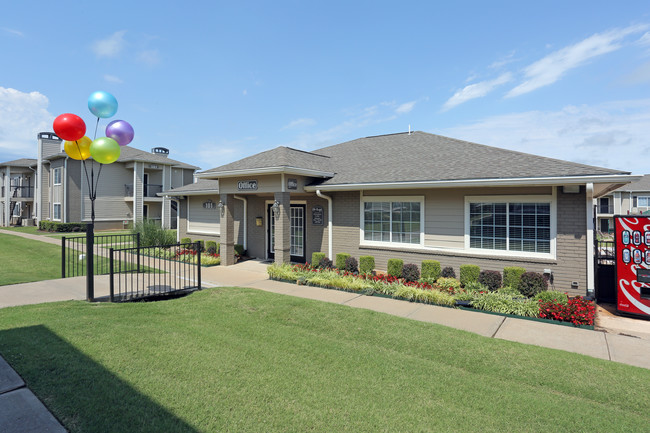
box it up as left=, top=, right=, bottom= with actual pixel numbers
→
left=64, top=136, right=92, bottom=160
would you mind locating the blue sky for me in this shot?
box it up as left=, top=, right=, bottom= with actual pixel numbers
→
left=2, top=1, right=650, bottom=174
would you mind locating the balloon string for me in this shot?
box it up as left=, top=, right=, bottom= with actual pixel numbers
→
left=93, top=117, right=100, bottom=141
left=93, top=164, right=104, bottom=198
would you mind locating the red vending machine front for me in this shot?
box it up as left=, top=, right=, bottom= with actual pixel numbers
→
left=614, top=215, right=650, bottom=318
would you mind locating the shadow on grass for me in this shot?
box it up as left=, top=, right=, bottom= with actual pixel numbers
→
left=0, top=325, right=198, bottom=433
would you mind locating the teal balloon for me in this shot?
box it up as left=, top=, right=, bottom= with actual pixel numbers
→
left=90, top=137, right=121, bottom=164
left=88, top=91, right=118, bottom=118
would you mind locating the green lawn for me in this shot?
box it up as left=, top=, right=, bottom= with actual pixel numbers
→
left=0, top=288, right=648, bottom=432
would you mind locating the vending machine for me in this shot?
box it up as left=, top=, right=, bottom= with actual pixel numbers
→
left=614, top=215, right=650, bottom=318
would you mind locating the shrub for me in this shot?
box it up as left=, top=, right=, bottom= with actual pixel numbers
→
left=39, top=221, right=87, bottom=232
left=478, top=270, right=502, bottom=291
left=387, top=259, right=404, bottom=278
left=336, top=253, right=351, bottom=270
left=206, top=246, right=217, bottom=255
left=503, top=266, right=526, bottom=289
left=460, top=264, right=480, bottom=287
left=464, top=281, right=487, bottom=292
left=359, top=256, right=375, bottom=274
left=437, top=277, right=461, bottom=293
left=234, top=244, right=245, bottom=256
left=518, top=272, right=548, bottom=297
left=206, top=240, right=217, bottom=251
left=441, top=266, right=456, bottom=278
left=344, top=256, right=359, bottom=273
left=318, top=257, right=334, bottom=269
left=497, top=286, right=521, bottom=297
left=535, top=291, right=569, bottom=304
left=402, top=263, right=420, bottom=283
left=312, top=252, right=326, bottom=266
left=470, top=292, right=540, bottom=317
left=180, top=237, right=191, bottom=245
left=131, top=218, right=176, bottom=247
left=421, top=260, right=441, bottom=281
left=197, top=240, right=205, bottom=251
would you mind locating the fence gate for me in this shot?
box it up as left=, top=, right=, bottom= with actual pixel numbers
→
left=61, top=233, right=140, bottom=278
left=108, top=242, right=202, bottom=302
left=594, top=235, right=616, bottom=303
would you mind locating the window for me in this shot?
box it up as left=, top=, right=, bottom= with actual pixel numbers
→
left=467, top=198, right=553, bottom=255
left=636, top=196, right=650, bottom=207
left=53, top=167, right=62, bottom=185
left=53, top=203, right=62, bottom=221
left=362, top=197, right=423, bottom=245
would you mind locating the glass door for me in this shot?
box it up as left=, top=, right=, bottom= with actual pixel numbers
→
left=268, top=204, right=305, bottom=262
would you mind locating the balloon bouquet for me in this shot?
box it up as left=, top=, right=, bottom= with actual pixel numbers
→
left=52, top=91, right=134, bottom=224
left=52, top=91, right=134, bottom=301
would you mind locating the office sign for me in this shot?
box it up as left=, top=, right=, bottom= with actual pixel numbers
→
left=237, top=180, right=258, bottom=191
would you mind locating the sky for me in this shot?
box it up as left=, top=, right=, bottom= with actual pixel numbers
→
left=1, top=1, right=650, bottom=174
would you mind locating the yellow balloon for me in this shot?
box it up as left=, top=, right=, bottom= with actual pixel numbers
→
left=64, top=136, right=92, bottom=160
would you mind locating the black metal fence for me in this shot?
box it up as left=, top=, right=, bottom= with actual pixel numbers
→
left=109, top=242, right=201, bottom=302
left=62, top=233, right=140, bottom=278
left=595, top=237, right=616, bottom=303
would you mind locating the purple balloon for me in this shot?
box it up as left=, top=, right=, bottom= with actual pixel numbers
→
left=105, top=120, right=134, bottom=146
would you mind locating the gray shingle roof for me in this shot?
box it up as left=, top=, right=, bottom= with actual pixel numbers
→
left=200, top=146, right=332, bottom=175
left=0, top=158, right=37, bottom=168
left=161, top=179, right=219, bottom=195
left=45, top=146, right=200, bottom=170
left=311, top=131, right=627, bottom=186
left=615, top=174, right=650, bottom=192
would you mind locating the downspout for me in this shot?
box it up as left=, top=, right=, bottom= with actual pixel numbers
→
left=316, top=190, right=332, bottom=259
left=234, top=195, right=247, bottom=251
left=586, top=183, right=595, bottom=297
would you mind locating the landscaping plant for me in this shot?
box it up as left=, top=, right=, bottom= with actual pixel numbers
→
left=132, top=218, right=176, bottom=247
left=518, top=272, right=548, bottom=297
left=344, top=256, right=359, bottom=273
left=421, top=260, right=441, bottom=281
left=402, top=263, right=420, bottom=283
left=503, top=266, right=526, bottom=289
left=312, top=252, right=326, bottom=267
left=359, top=255, right=375, bottom=274
left=478, top=270, right=502, bottom=291
left=538, top=296, right=595, bottom=326
left=387, top=259, right=404, bottom=278
left=335, top=253, right=351, bottom=270
left=460, top=264, right=480, bottom=286
left=441, top=266, right=456, bottom=278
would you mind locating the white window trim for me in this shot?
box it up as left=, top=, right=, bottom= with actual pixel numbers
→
left=53, top=167, right=62, bottom=185
left=359, top=195, right=425, bottom=248
left=463, top=193, right=557, bottom=260
left=186, top=195, right=221, bottom=235
left=53, top=203, right=62, bottom=221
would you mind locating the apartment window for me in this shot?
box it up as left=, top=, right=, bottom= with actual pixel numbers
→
left=53, top=203, right=62, bottom=221
left=362, top=197, right=423, bottom=245
left=468, top=199, right=552, bottom=255
left=53, top=167, right=62, bottom=185
left=636, top=196, right=650, bottom=207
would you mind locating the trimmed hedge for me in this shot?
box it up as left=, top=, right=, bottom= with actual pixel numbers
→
left=39, top=221, right=87, bottom=233
left=460, top=264, right=480, bottom=287
left=234, top=244, right=245, bottom=256
left=312, top=252, right=326, bottom=266
left=421, top=260, right=441, bottom=281
left=478, top=270, right=502, bottom=291
left=180, top=237, right=191, bottom=245
left=336, top=253, right=351, bottom=270
left=387, top=259, right=404, bottom=278
left=206, top=240, right=217, bottom=251
left=359, top=256, right=375, bottom=274
left=503, top=266, right=526, bottom=289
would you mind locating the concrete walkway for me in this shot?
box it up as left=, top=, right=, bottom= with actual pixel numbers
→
left=2, top=254, right=650, bottom=431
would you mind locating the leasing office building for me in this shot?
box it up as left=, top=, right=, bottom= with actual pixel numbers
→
left=169, top=131, right=637, bottom=296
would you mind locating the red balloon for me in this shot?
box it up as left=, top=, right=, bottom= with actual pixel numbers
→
left=53, top=113, right=86, bottom=141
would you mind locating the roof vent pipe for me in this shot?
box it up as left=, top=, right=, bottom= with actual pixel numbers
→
left=316, top=190, right=332, bottom=260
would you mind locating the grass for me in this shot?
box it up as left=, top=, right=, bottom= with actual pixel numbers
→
left=0, top=233, right=159, bottom=285
left=0, top=288, right=648, bottom=432
left=0, top=226, right=132, bottom=239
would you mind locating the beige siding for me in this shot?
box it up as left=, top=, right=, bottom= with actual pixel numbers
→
left=187, top=195, right=221, bottom=234
left=82, top=162, right=132, bottom=221
left=67, top=160, right=83, bottom=222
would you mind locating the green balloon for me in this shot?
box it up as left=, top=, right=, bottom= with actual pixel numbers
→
left=90, top=137, right=121, bottom=164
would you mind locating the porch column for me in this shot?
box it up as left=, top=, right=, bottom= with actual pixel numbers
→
left=3, top=167, right=10, bottom=227
left=221, top=194, right=236, bottom=266
left=274, top=192, right=291, bottom=264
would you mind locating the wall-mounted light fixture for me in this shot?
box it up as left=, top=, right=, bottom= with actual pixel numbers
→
left=255, top=217, right=263, bottom=227
left=272, top=200, right=280, bottom=218
left=218, top=200, right=225, bottom=217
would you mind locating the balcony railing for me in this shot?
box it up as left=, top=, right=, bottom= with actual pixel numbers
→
left=124, top=184, right=164, bottom=198
left=2, top=186, right=34, bottom=198
left=597, top=205, right=614, bottom=214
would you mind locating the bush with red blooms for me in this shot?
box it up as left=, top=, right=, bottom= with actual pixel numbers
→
left=538, top=296, right=595, bottom=326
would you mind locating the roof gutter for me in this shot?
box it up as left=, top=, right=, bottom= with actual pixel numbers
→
left=197, top=166, right=335, bottom=179
left=158, top=189, right=220, bottom=197
left=304, top=174, right=641, bottom=192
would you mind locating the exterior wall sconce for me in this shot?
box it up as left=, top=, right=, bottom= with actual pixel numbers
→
left=218, top=200, right=225, bottom=217
left=272, top=200, right=280, bottom=218
left=255, top=217, right=263, bottom=227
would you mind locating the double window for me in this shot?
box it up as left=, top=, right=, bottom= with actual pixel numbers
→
left=467, top=198, right=553, bottom=255
left=361, top=197, right=423, bottom=245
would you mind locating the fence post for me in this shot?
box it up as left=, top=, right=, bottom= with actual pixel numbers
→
left=109, top=248, right=114, bottom=302
left=196, top=241, right=202, bottom=290
left=136, top=233, right=141, bottom=273
left=61, top=236, right=66, bottom=279
left=86, top=223, right=94, bottom=302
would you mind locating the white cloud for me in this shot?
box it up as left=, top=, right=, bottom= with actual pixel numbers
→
left=395, top=100, right=417, bottom=114
left=506, top=24, right=648, bottom=98
left=0, top=88, right=53, bottom=160
left=104, top=74, right=123, bottom=84
left=92, top=30, right=127, bottom=58
left=639, top=32, right=650, bottom=46
left=442, top=73, right=512, bottom=111
left=488, top=52, right=516, bottom=69
left=281, top=118, right=316, bottom=131
left=137, top=49, right=161, bottom=66
left=3, top=28, right=24, bottom=37
left=440, top=99, right=650, bottom=174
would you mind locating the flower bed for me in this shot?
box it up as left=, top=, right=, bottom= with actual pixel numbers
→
left=148, top=247, right=221, bottom=266
left=267, top=263, right=595, bottom=327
